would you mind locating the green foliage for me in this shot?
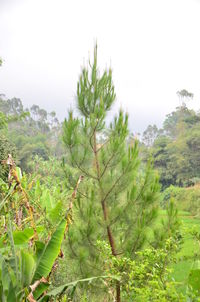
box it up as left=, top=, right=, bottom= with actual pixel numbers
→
left=0, top=111, right=8, bottom=130
left=0, top=97, right=63, bottom=173
left=143, top=105, right=200, bottom=188
left=142, top=124, right=161, bottom=147
left=185, top=227, right=200, bottom=300
left=41, top=275, right=119, bottom=301
left=62, top=45, right=160, bottom=302
left=32, top=219, right=67, bottom=282
left=162, top=184, right=200, bottom=216
left=98, top=238, right=185, bottom=301
left=0, top=162, right=119, bottom=301
left=0, top=220, right=67, bottom=301
left=2, top=49, right=200, bottom=301
left=77, top=44, right=115, bottom=122
left=152, top=200, right=182, bottom=249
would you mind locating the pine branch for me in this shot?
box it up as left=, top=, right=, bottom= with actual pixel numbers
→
left=69, top=147, right=98, bottom=180
left=101, top=163, right=130, bottom=205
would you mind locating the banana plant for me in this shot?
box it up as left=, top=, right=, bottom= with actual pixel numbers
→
left=0, top=214, right=67, bottom=301
left=0, top=218, right=118, bottom=301
left=0, top=157, right=83, bottom=301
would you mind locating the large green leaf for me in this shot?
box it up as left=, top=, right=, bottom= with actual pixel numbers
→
left=48, top=201, right=63, bottom=224
left=33, top=282, right=50, bottom=300
left=20, top=251, right=35, bottom=287
left=14, top=226, right=43, bottom=245
left=15, top=167, right=22, bottom=180
left=39, top=275, right=120, bottom=301
left=32, top=219, right=66, bottom=282
left=1, top=257, right=17, bottom=301
left=0, top=227, right=44, bottom=249
left=8, top=215, right=19, bottom=285
left=40, top=189, right=54, bottom=213
left=35, top=241, right=45, bottom=261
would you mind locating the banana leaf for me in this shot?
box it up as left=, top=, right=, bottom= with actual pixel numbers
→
left=32, top=219, right=66, bottom=282
left=38, top=275, right=120, bottom=301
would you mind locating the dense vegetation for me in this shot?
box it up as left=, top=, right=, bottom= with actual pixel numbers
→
left=1, top=47, right=200, bottom=301
left=142, top=94, right=200, bottom=188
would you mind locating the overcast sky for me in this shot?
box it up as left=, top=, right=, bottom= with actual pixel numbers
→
left=0, top=0, right=200, bottom=133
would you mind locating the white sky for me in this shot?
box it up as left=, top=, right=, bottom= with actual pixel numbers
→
left=0, top=0, right=200, bottom=133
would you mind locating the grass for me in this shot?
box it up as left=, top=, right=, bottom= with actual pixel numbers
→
left=154, top=209, right=200, bottom=293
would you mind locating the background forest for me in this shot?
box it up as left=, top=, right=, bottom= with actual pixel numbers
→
left=1, top=49, right=200, bottom=301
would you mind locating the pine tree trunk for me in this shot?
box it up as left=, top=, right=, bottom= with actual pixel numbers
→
left=93, top=130, right=121, bottom=302
left=116, top=282, right=121, bottom=302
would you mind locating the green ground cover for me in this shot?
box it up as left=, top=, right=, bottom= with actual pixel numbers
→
left=155, top=209, right=200, bottom=293
left=173, top=213, right=200, bottom=293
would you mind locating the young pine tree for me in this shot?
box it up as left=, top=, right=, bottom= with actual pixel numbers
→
left=62, top=45, right=160, bottom=302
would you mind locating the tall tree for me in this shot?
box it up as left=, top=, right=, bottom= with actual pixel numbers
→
left=142, top=124, right=160, bottom=147
left=0, top=97, right=63, bottom=172
left=177, top=89, right=194, bottom=107
left=62, top=45, right=160, bottom=301
left=147, top=102, right=200, bottom=188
